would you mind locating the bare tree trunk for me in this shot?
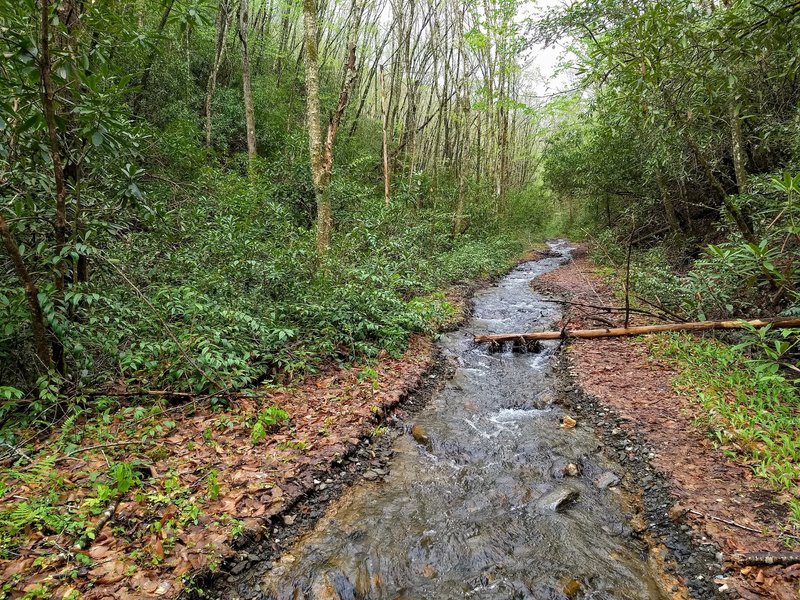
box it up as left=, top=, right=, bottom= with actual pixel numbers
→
left=730, top=104, right=748, bottom=193
left=302, top=0, right=326, bottom=244
left=39, top=0, right=67, bottom=373
left=0, top=214, right=51, bottom=370
left=453, top=98, right=471, bottom=236
left=205, top=0, right=231, bottom=148
left=656, top=172, right=681, bottom=232
left=303, top=0, right=363, bottom=258
left=275, top=1, right=292, bottom=84
left=380, top=64, right=391, bottom=205
left=238, top=0, right=257, bottom=172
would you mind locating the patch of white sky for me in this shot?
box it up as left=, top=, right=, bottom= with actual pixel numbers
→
left=374, top=0, right=577, bottom=105
left=518, top=0, right=577, bottom=102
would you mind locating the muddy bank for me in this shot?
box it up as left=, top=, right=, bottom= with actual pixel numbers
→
left=539, top=250, right=800, bottom=599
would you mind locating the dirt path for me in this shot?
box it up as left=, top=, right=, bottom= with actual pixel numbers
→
left=539, top=247, right=800, bottom=600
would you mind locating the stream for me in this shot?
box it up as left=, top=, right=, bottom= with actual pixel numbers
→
left=257, top=241, right=670, bottom=599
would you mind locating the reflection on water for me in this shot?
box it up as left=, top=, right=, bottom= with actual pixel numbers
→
left=260, top=241, right=668, bottom=600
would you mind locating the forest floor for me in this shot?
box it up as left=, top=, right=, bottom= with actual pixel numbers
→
left=7, top=245, right=799, bottom=600
left=0, top=252, right=544, bottom=600
left=536, top=246, right=800, bottom=600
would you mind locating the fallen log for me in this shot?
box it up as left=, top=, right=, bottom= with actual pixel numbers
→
left=732, top=552, right=800, bottom=567
left=473, top=316, right=800, bottom=344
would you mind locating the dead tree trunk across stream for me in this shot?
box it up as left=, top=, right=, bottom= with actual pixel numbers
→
left=473, top=316, right=800, bottom=344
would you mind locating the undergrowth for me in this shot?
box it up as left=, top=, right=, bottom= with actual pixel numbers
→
left=650, top=332, right=800, bottom=532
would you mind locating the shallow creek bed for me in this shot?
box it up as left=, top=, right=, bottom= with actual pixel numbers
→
left=192, top=241, right=721, bottom=600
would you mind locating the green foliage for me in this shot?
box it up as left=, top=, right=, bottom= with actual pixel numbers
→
left=0, top=0, right=546, bottom=437
left=251, top=405, right=290, bottom=444
left=588, top=170, right=799, bottom=324
left=111, top=462, right=138, bottom=494
left=207, top=469, right=220, bottom=500
left=539, top=0, right=800, bottom=315
left=734, top=324, right=800, bottom=379
left=650, top=333, right=800, bottom=526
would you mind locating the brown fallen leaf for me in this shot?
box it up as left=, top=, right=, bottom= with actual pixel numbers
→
left=88, top=545, right=112, bottom=560
left=561, top=415, right=577, bottom=429
left=151, top=538, right=165, bottom=559
left=89, top=559, right=126, bottom=584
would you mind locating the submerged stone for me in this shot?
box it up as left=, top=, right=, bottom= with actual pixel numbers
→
left=411, top=424, right=432, bottom=449
left=537, top=486, right=579, bottom=511
left=595, top=471, right=621, bottom=489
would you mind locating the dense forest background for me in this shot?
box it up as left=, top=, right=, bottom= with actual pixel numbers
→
left=1, top=0, right=798, bottom=425
left=544, top=0, right=799, bottom=326
left=1, top=0, right=560, bottom=408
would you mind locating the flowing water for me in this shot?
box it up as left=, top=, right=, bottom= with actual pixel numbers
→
left=259, top=241, right=669, bottom=600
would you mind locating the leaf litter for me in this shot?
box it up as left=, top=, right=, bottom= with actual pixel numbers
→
left=537, top=248, right=800, bottom=599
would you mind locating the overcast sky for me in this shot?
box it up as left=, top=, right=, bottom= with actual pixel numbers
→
left=520, top=0, right=576, bottom=100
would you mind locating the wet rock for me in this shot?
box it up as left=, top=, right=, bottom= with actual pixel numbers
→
left=411, top=424, right=432, bottom=449
left=231, top=560, right=248, bottom=575
left=537, top=486, right=579, bottom=511
left=451, top=369, right=470, bottom=390
left=595, top=471, right=620, bottom=489
left=363, top=470, right=379, bottom=481
left=668, top=503, right=687, bottom=522
left=563, top=579, right=582, bottom=599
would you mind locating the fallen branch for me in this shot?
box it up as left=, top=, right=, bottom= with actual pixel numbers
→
left=85, top=389, right=195, bottom=399
left=53, top=441, right=148, bottom=463
left=73, top=496, right=121, bottom=551
left=2, top=442, right=32, bottom=464
left=731, top=552, right=800, bottom=567
left=687, top=508, right=762, bottom=534
left=473, top=316, right=800, bottom=344
left=541, top=298, right=675, bottom=323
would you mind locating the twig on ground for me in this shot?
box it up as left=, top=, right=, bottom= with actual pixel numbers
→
left=2, top=441, right=32, bottom=464
left=85, top=389, right=196, bottom=399
left=55, top=441, right=149, bottom=462
left=588, top=315, right=616, bottom=327
left=72, top=496, right=122, bottom=551
left=688, top=509, right=762, bottom=534
left=731, top=551, right=800, bottom=566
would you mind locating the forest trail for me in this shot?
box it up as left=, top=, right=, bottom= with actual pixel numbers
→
left=221, top=242, right=677, bottom=599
